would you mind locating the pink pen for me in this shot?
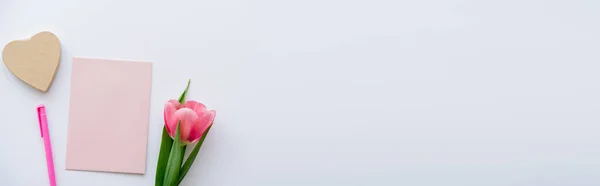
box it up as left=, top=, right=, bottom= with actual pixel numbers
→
left=37, top=105, right=56, bottom=186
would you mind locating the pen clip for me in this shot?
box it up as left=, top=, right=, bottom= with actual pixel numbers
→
left=37, top=105, right=44, bottom=138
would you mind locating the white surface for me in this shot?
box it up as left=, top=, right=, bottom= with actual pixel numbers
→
left=1, top=0, right=600, bottom=185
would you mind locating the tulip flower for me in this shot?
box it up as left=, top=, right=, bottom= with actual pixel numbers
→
left=164, top=99, right=216, bottom=145
left=156, top=80, right=218, bottom=186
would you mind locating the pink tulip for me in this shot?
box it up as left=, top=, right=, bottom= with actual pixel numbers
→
left=164, top=99, right=216, bottom=144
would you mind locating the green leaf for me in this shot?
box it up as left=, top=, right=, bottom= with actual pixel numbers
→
left=177, top=125, right=212, bottom=185
left=177, top=79, right=191, bottom=104
left=155, top=127, right=173, bottom=186
left=163, top=122, right=184, bottom=186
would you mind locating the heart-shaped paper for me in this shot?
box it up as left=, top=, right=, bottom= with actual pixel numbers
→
left=2, top=31, right=61, bottom=92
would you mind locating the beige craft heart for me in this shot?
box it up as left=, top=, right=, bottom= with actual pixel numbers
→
left=2, top=31, right=61, bottom=92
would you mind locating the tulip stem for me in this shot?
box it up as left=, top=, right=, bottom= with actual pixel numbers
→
left=177, top=79, right=190, bottom=167
left=179, top=145, right=186, bottom=167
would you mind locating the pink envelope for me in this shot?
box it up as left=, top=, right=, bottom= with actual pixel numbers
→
left=66, top=57, right=152, bottom=174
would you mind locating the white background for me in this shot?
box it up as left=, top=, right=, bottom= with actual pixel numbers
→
left=1, top=0, right=600, bottom=185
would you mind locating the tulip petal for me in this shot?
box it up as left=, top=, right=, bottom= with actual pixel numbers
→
left=174, top=108, right=199, bottom=144
left=183, top=101, right=207, bottom=118
left=189, top=110, right=216, bottom=143
left=168, top=99, right=182, bottom=109
left=164, top=101, right=180, bottom=137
